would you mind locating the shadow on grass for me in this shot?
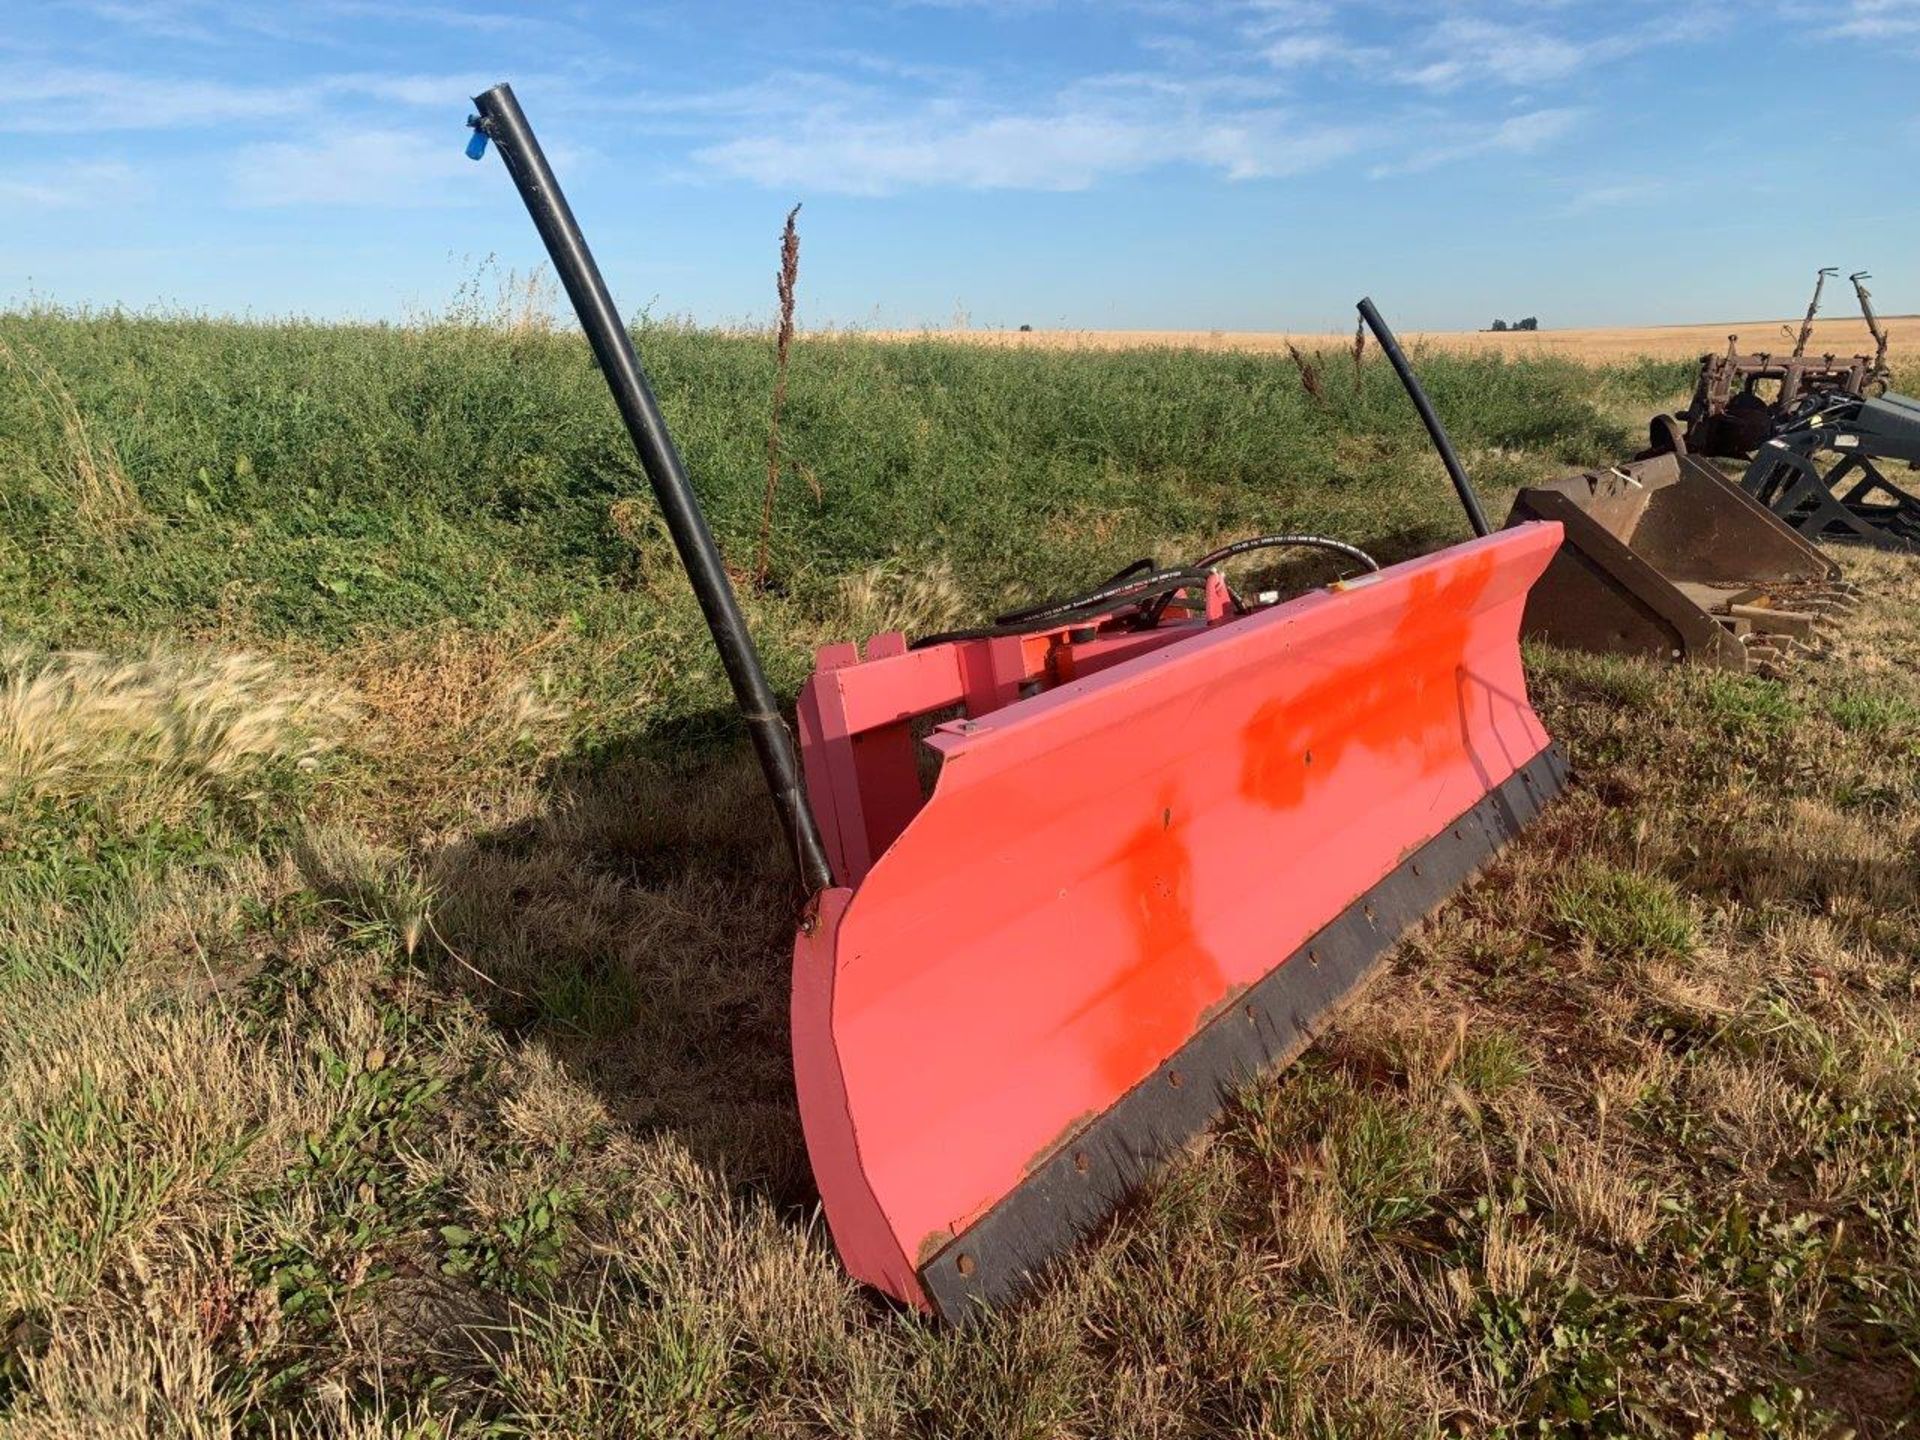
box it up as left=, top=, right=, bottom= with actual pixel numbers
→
left=420, top=716, right=821, bottom=1218
left=367, top=520, right=1494, bottom=1258
left=1687, top=834, right=1920, bottom=917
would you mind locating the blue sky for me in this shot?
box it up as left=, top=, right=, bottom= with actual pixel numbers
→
left=3, top=0, right=1916, bottom=331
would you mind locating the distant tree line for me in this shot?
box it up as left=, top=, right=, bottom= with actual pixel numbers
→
left=1488, top=317, right=1540, bottom=332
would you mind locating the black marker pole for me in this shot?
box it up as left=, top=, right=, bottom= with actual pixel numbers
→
left=1357, top=297, right=1492, bottom=538
left=470, top=83, right=834, bottom=895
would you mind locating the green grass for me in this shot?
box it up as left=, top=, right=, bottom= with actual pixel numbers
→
left=1551, top=860, right=1698, bottom=964
left=0, top=308, right=1677, bottom=646
left=2, top=308, right=1918, bottom=1437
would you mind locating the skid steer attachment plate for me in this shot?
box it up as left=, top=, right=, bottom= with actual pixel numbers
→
left=1507, top=453, right=1843, bottom=670
left=1742, top=394, right=1920, bottom=550
left=793, top=523, right=1567, bottom=1319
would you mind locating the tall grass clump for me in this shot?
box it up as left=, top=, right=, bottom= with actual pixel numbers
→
left=755, top=203, right=804, bottom=588
left=0, top=333, right=145, bottom=537
left=0, top=307, right=1657, bottom=665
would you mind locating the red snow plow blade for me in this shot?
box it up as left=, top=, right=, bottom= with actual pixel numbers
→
left=794, top=524, right=1565, bottom=1316
left=472, top=97, right=1567, bottom=1324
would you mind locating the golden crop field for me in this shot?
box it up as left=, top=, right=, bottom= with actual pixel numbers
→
left=855, top=314, right=1920, bottom=363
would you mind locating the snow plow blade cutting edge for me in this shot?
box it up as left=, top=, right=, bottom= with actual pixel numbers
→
left=794, top=521, right=1568, bottom=1319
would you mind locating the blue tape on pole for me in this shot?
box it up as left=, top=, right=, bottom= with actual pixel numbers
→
left=465, top=128, right=489, bottom=161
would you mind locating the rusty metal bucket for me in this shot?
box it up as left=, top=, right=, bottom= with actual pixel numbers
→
left=1505, top=453, right=1850, bottom=670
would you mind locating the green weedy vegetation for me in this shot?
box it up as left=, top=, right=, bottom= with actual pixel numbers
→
left=0, top=306, right=1917, bottom=1437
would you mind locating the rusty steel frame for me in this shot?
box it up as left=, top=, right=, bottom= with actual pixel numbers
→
left=1851, top=271, right=1891, bottom=375
left=1659, top=344, right=1884, bottom=460
left=1646, top=268, right=1894, bottom=462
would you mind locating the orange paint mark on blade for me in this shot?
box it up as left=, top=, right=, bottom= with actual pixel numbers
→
left=1073, top=790, right=1228, bottom=1090
left=1239, top=553, right=1496, bottom=810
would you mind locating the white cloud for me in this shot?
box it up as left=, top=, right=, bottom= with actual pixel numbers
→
left=1, top=67, right=303, bottom=131
left=0, top=64, right=492, bottom=132
left=1263, top=33, right=1357, bottom=68
left=0, top=161, right=147, bottom=209
left=1249, top=3, right=1721, bottom=93
left=72, top=0, right=576, bottom=45
left=20, top=2, right=1640, bottom=205
left=698, top=112, right=1172, bottom=194
left=1369, top=106, right=1582, bottom=177
left=1831, top=0, right=1920, bottom=37
left=1557, top=178, right=1667, bottom=215
left=696, top=93, right=1369, bottom=195
left=685, top=14, right=1627, bottom=198
left=1396, top=19, right=1592, bottom=92
left=323, top=72, right=501, bottom=106
left=891, top=0, right=1065, bottom=10
left=698, top=114, right=1128, bottom=194
left=71, top=2, right=226, bottom=44
left=1238, top=1, right=1336, bottom=38
left=1200, top=123, right=1372, bottom=180
left=228, top=128, right=478, bottom=206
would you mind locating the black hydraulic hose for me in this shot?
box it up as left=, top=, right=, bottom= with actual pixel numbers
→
left=1003, top=568, right=1213, bottom=627
left=1189, top=534, right=1380, bottom=573
left=912, top=570, right=1211, bottom=650
left=985, top=555, right=1154, bottom=626
left=1778, top=393, right=1862, bottom=434
left=1356, top=297, right=1493, bottom=538
left=1140, top=534, right=1379, bottom=627
left=914, top=531, right=1383, bottom=650
left=469, top=83, right=834, bottom=897
left=992, top=565, right=1200, bottom=627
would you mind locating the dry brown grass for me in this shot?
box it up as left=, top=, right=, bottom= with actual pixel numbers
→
left=808, top=558, right=968, bottom=648
left=5, top=554, right=1919, bottom=1434
left=319, top=625, right=570, bottom=831
left=0, top=647, right=350, bottom=824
